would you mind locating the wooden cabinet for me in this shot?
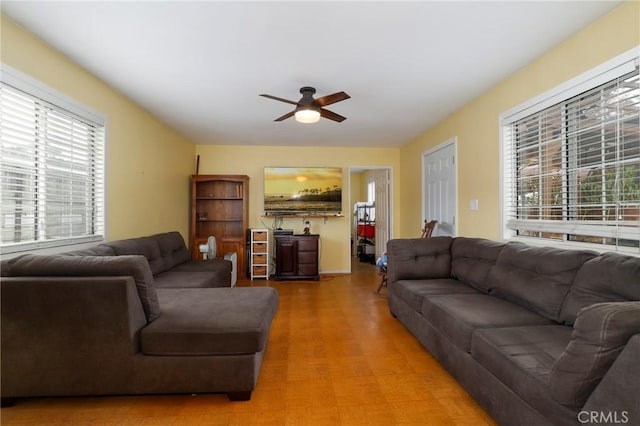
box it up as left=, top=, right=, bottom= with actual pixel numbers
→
left=274, top=234, right=319, bottom=281
left=190, top=175, right=249, bottom=278
left=249, top=228, right=269, bottom=280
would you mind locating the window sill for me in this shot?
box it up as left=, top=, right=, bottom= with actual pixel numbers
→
left=1, top=237, right=105, bottom=260
left=505, top=235, right=640, bottom=258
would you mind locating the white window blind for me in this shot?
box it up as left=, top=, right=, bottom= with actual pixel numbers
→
left=0, top=71, right=105, bottom=254
left=503, top=61, right=639, bottom=253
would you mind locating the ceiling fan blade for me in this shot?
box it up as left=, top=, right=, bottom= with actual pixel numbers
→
left=274, top=111, right=295, bottom=121
left=260, top=94, right=298, bottom=106
left=314, top=91, right=350, bottom=107
left=320, top=108, right=347, bottom=123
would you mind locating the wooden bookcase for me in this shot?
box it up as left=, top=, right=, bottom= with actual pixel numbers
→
left=190, top=175, right=249, bottom=278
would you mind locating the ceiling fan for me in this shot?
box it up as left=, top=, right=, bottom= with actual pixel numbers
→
left=260, top=87, right=350, bottom=124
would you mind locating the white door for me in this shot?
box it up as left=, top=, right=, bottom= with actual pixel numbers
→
left=423, top=139, right=457, bottom=237
left=373, top=169, right=390, bottom=259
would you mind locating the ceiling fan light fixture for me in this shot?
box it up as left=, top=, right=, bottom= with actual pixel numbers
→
left=294, top=108, right=321, bottom=124
left=261, top=87, right=348, bottom=123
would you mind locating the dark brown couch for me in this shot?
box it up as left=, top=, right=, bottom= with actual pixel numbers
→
left=387, top=237, right=640, bottom=426
left=66, top=231, right=234, bottom=288
left=0, top=232, right=279, bottom=405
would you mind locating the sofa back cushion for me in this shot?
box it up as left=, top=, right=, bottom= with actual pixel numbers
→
left=559, top=253, right=640, bottom=325
left=486, top=243, right=597, bottom=321
left=451, top=237, right=507, bottom=293
left=4, top=254, right=160, bottom=322
left=550, top=301, right=640, bottom=408
left=60, top=244, right=116, bottom=257
left=152, top=232, right=191, bottom=270
left=105, top=236, right=165, bottom=275
left=387, top=237, right=453, bottom=284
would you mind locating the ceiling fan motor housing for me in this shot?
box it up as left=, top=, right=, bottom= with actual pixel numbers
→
left=298, top=87, right=318, bottom=108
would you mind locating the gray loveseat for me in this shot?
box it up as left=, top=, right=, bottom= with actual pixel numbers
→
left=387, top=237, right=639, bottom=426
left=0, top=231, right=279, bottom=404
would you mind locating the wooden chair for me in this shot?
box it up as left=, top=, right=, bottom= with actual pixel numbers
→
left=421, top=220, right=438, bottom=238
left=377, top=219, right=437, bottom=294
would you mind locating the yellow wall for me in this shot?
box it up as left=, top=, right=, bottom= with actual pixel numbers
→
left=399, top=1, right=640, bottom=239
left=1, top=15, right=196, bottom=241
left=349, top=171, right=365, bottom=204
left=196, top=145, right=400, bottom=272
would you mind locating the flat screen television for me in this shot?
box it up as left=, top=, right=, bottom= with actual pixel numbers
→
left=264, top=167, right=342, bottom=215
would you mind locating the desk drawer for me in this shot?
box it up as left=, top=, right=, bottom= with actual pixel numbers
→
left=297, top=238, right=318, bottom=251
left=298, top=252, right=317, bottom=264
left=298, top=264, right=318, bottom=276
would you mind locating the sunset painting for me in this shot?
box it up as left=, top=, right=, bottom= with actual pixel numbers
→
left=264, top=167, right=342, bottom=214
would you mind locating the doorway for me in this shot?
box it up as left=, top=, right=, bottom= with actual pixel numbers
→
left=348, top=166, right=392, bottom=272
left=422, top=138, right=457, bottom=237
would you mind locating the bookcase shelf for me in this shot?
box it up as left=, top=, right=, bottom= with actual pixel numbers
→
left=190, top=174, right=249, bottom=278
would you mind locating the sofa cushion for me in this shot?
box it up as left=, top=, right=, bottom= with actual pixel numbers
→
left=153, top=271, right=228, bottom=288
left=390, top=278, right=479, bottom=312
left=486, top=243, right=597, bottom=321
left=171, top=258, right=232, bottom=274
left=387, top=237, right=453, bottom=284
left=3, top=254, right=160, bottom=322
left=106, top=236, right=166, bottom=275
left=472, top=325, right=575, bottom=423
left=421, top=294, right=553, bottom=353
left=141, top=287, right=279, bottom=355
left=550, top=301, right=640, bottom=408
left=451, top=237, right=506, bottom=293
left=168, top=259, right=232, bottom=287
left=559, top=253, right=640, bottom=325
left=151, top=231, right=191, bottom=270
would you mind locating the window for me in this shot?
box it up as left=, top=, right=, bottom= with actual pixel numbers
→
left=1, top=65, right=105, bottom=254
left=502, top=50, right=639, bottom=254
left=367, top=180, right=375, bottom=204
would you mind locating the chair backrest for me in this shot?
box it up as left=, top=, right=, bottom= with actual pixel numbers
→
left=421, top=220, right=437, bottom=238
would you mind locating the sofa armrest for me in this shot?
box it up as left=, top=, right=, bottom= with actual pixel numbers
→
left=582, top=333, right=640, bottom=424
left=1, top=276, right=147, bottom=397
left=550, top=302, right=640, bottom=408
left=386, top=237, right=453, bottom=285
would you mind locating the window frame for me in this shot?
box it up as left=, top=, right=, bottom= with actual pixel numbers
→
left=1, top=64, right=107, bottom=256
left=500, top=47, right=640, bottom=255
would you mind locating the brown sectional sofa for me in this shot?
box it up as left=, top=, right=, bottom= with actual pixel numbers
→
left=0, top=232, right=279, bottom=404
left=387, top=237, right=640, bottom=426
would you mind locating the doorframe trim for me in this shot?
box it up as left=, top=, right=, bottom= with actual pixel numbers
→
left=421, top=137, right=458, bottom=237
left=347, top=166, right=393, bottom=273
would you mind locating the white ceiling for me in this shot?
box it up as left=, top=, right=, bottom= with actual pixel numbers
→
left=2, top=1, right=622, bottom=148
